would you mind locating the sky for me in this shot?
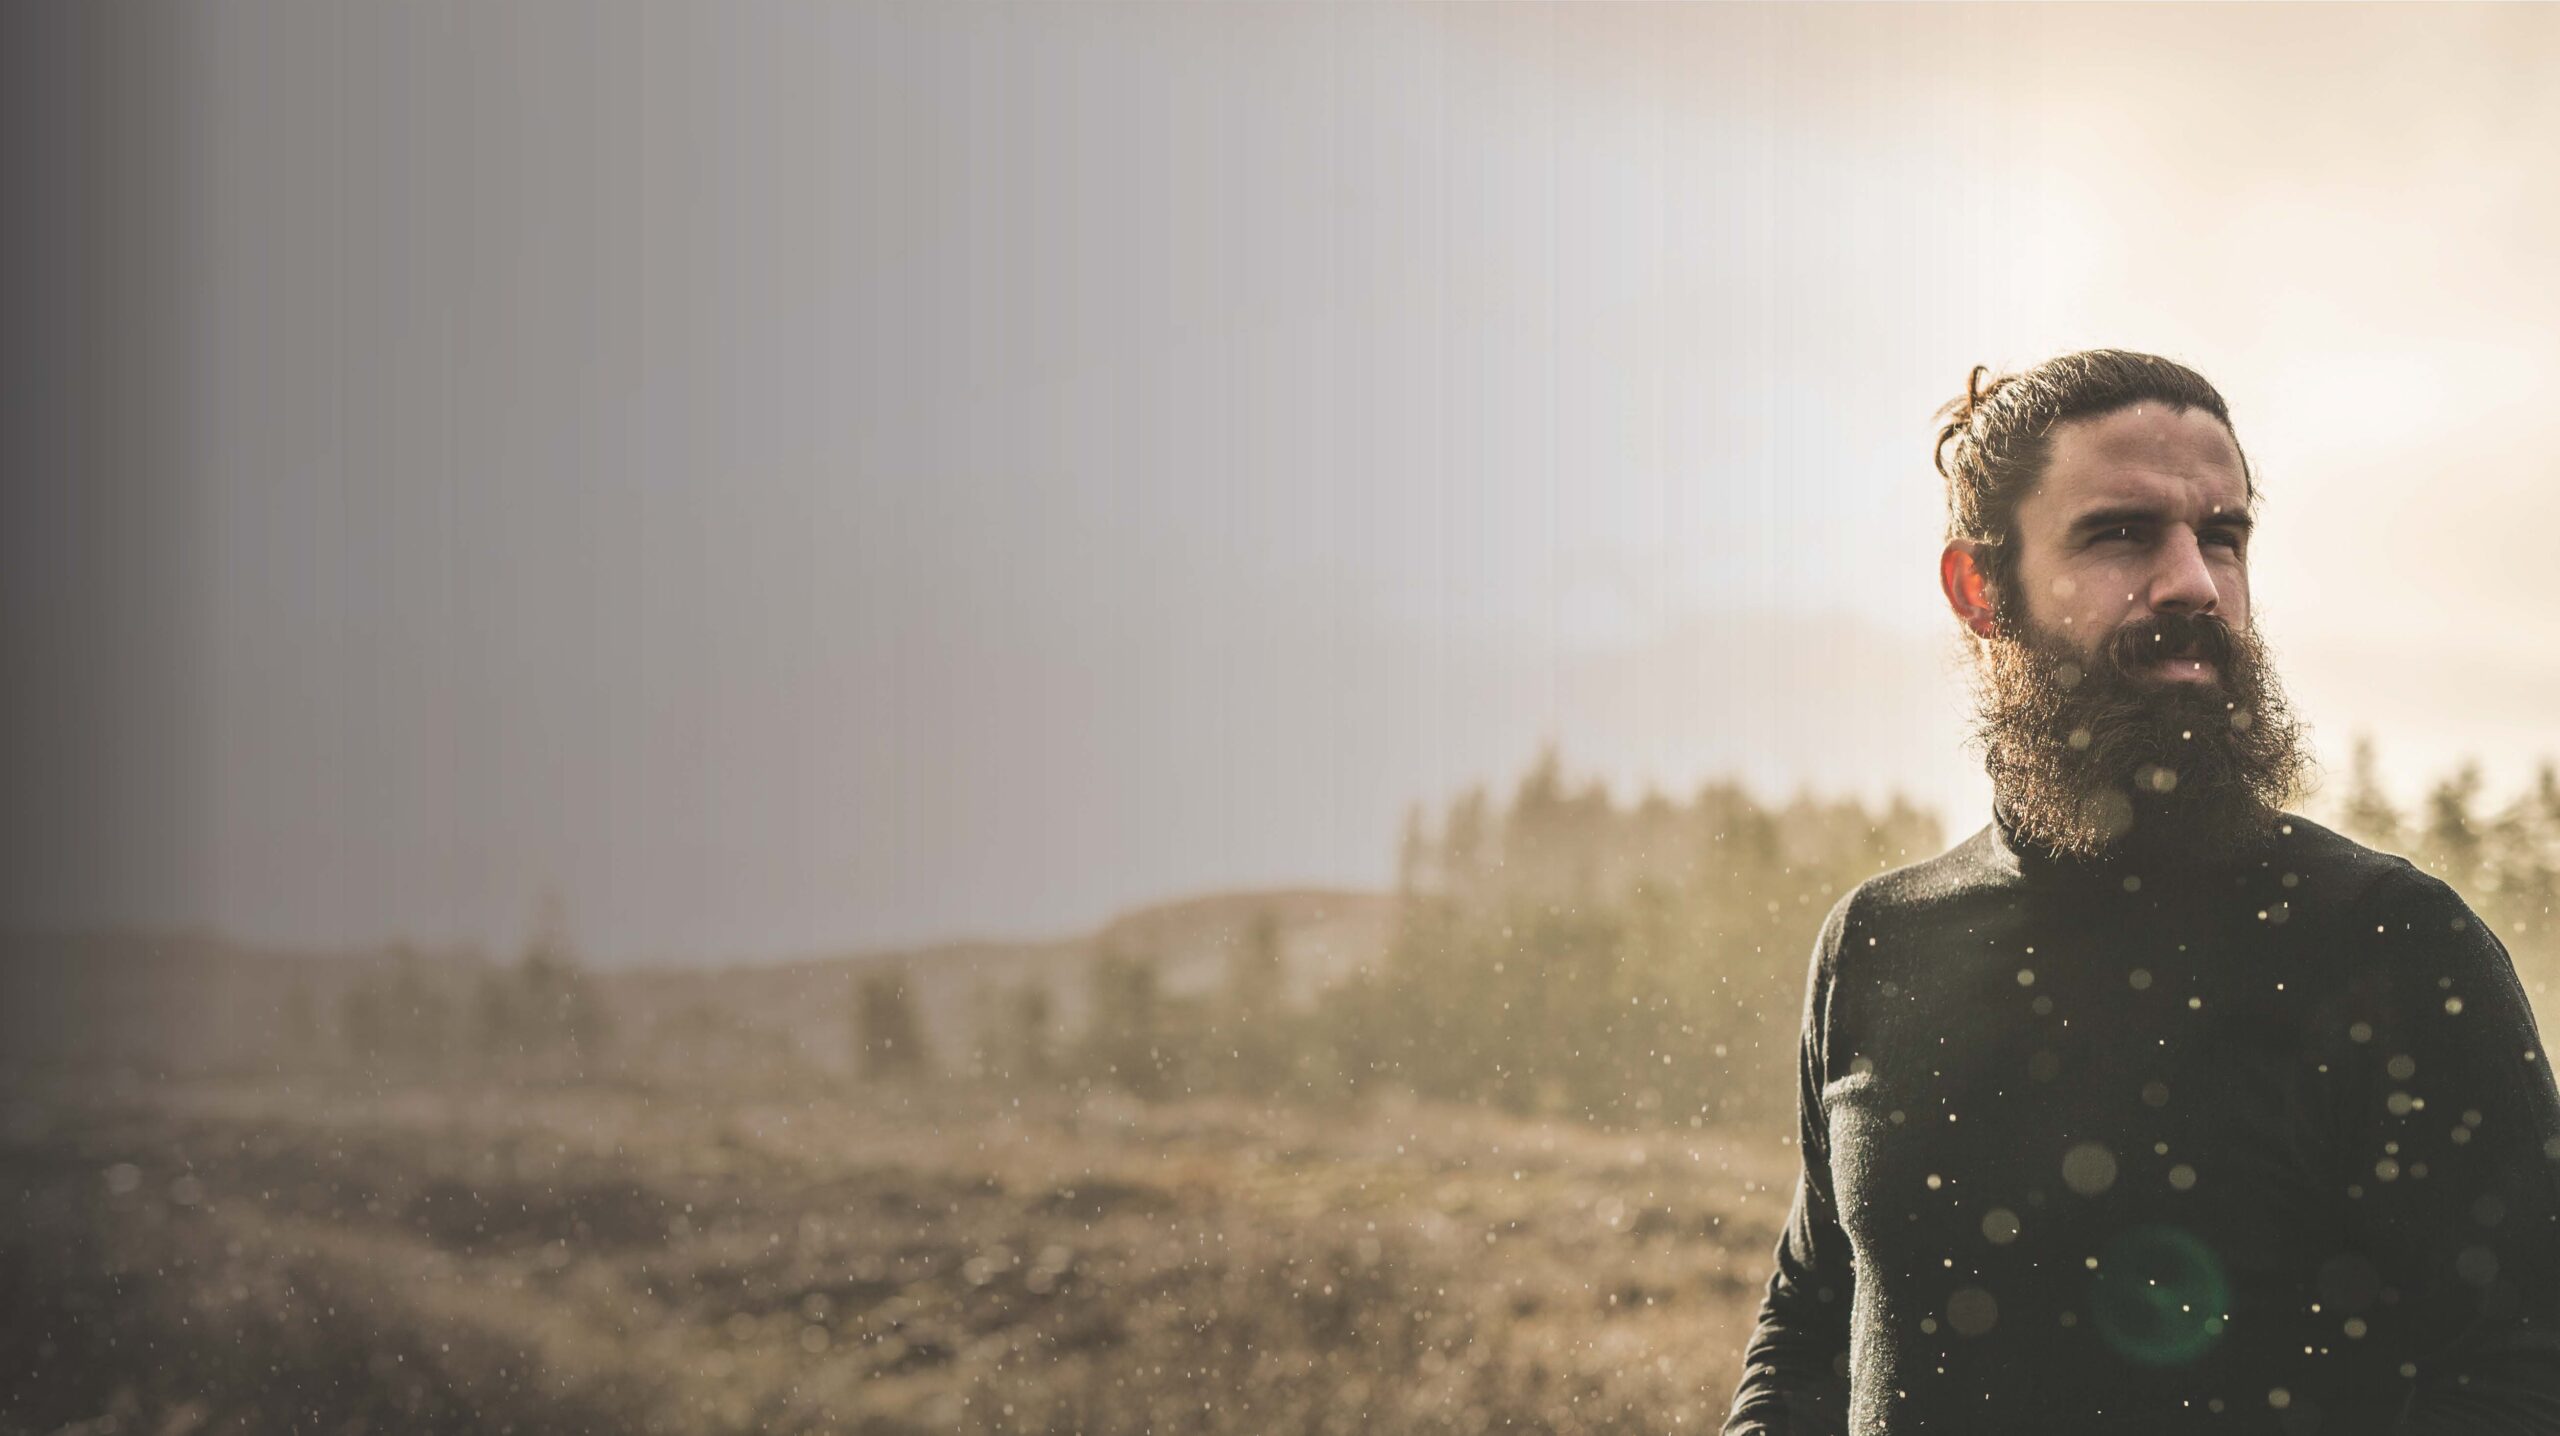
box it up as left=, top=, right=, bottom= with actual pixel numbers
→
left=12, top=3, right=2560, bottom=965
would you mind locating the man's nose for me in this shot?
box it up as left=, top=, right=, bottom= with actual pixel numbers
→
left=2149, top=528, right=2221, bottom=615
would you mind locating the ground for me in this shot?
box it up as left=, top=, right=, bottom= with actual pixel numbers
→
left=1, top=1076, right=1797, bottom=1435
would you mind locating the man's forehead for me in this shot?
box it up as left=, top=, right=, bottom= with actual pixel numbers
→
left=2032, top=405, right=2251, bottom=516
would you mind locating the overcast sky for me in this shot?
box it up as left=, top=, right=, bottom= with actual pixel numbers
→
left=13, top=4, right=2560, bottom=964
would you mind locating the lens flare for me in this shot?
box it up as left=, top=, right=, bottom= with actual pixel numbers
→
left=2088, top=1224, right=2230, bottom=1366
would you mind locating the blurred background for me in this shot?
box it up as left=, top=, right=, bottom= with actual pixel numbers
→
left=7, top=4, right=2560, bottom=1433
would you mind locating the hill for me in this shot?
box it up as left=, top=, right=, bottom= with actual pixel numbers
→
left=0, top=889, right=1397, bottom=1079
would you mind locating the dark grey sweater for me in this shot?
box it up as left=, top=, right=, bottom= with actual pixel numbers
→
left=1723, top=810, right=2560, bottom=1434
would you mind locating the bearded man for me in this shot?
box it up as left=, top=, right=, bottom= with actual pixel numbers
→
left=1722, top=350, right=2560, bottom=1435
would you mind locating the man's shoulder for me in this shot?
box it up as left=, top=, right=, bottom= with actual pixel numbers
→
left=1841, top=823, right=2010, bottom=911
left=2285, top=821, right=2538, bottom=1049
left=2258, top=811, right=2431, bottom=916
left=2260, top=808, right=2401, bottom=869
left=1812, top=811, right=2441, bottom=941
left=1810, top=825, right=2010, bottom=954
left=2238, top=815, right=2513, bottom=971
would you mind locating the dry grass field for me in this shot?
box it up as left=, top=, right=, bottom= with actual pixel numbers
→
left=1, top=1076, right=1798, bottom=1436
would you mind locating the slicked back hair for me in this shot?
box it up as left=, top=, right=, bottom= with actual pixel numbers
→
left=1933, top=349, right=2256, bottom=624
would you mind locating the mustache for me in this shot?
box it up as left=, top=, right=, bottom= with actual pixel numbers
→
left=2094, top=611, right=2237, bottom=677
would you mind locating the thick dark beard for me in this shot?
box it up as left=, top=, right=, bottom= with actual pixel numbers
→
left=1969, top=606, right=2309, bottom=867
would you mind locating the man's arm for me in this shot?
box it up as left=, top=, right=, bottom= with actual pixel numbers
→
left=1723, top=896, right=1856, bottom=1436
left=2340, top=866, right=2560, bottom=1434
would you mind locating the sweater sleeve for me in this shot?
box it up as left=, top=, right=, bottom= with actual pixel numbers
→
left=1723, top=894, right=1857, bottom=1436
left=2337, top=866, right=2560, bottom=1434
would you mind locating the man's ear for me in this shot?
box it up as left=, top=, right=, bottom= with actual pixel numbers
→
left=1940, top=542, right=2000, bottom=640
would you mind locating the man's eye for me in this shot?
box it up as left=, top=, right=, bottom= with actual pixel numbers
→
left=2097, top=525, right=2139, bottom=544
left=2205, top=531, right=2244, bottom=551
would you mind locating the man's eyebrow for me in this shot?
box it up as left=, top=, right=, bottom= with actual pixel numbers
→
left=2069, top=505, right=2255, bottom=536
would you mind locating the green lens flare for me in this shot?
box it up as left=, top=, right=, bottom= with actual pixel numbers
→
left=2088, top=1224, right=2230, bottom=1366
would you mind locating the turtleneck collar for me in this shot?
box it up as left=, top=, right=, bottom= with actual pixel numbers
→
left=1987, top=793, right=2281, bottom=891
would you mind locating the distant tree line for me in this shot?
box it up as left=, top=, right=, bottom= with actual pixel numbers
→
left=314, top=891, right=613, bottom=1080
left=847, top=911, right=1293, bottom=1100
left=2325, top=737, right=2560, bottom=1008
left=1339, top=747, right=1943, bottom=1127
left=863, top=747, right=1941, bottom=1129
left=295, top=741, right=2560, bottom=1122
left=866, top=740, right=2560, bottom=1134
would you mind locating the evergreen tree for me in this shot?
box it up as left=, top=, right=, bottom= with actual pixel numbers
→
left=1082, top=943, right=1172, bottom=1098
left=280, top=975, right=322, bottom=1066
left=854, top=965, right=932, bottom=1080
left=338, top=979, right=386, bottom=1067
left=964, top=979, right=1001, bottom=1081
left=383, top=942, right=456, bottom=1070
left=2422, top=762, right=2487, bottom=896
left=1397, top=803, right=1432, bottom=897
left=2483, top=773, right=2560, bottom=991
left=1220, top=907, right=1292, bottom=1095
left=1006, top=981, right=1055, bottom=1082
left=1442, top=786, right=1490, bottom=895
left=2338, top=735, right=2404, bottom=851
left=468, top=891, right=614, bottom=1074
left=475, top=964, right=525, bottom=1059
left=522, top=892, right=612, bottom=1069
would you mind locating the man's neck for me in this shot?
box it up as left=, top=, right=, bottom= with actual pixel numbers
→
left=1991, top=789, right=2280, bottom=874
